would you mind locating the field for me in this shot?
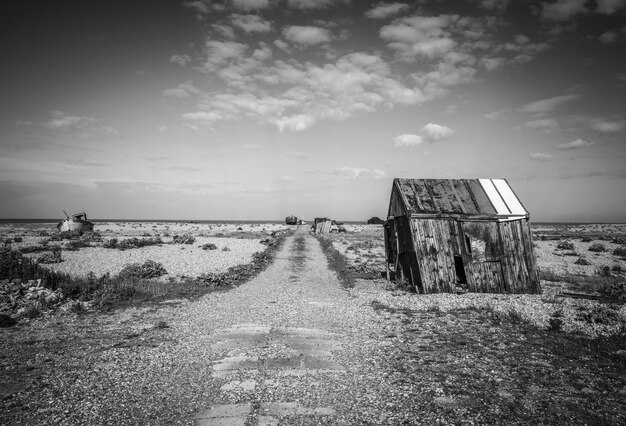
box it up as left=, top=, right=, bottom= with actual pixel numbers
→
left=1, top=221, right=626, bottom=424
left=324, top=223, right=626, bottom=337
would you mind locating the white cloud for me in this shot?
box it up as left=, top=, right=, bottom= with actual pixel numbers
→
left=373, top=169, right=387, bottom=179
left=203, top=41, right=248, bottom=71
left=44, top=111, right=120, bottom=139
left=479, top=57, right=506, bottom=71
left=421, top=123, right=454, bottom=141
left=394, top=133, right=423, bottom=146
left=484, top=110, right=506, bottom=120
left=540, top=0, right=587, bottom=21
left=230, top=14, right=273, bottom=33
left=274, top=114, right=315, bottom=132
left=529, top=152, right=553, bottom=162
left=157, top=126, right=169, bottom=132
left=471, top=0, right=512, bottom=13
left=365, top=3, right=410, bottom=19
left=596, top=0, right=626, bottom=14
left=287, top=0, right=349, bottom=10
left=557, top=138, right=595, bottom=149
left=522, top=118, right=560, bottom=132
left=333, top=167, right=370, bottom=179
left=599, top=31, right=618, bottom=44
left=163, top=81, right=201, bottom=99
left=588, top=118, right=625, bottom=133
left=520, top=93, right=581, bottom=115
left=283, top=26, right=332, bottom=45
left=170, top=54, right=191, bottom=66
left=233, top=0, right=271, bottom=11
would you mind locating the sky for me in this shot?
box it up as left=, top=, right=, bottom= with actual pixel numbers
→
left=1, top=0, right=625, bottom=222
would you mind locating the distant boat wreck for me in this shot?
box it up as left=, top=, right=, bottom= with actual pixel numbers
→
left=57, top=211, right=94, bottom=233
left=285, top=215, right=305, bottom=225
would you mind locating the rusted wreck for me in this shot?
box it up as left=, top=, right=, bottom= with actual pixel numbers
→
left=57, top=211, right=94, bottom=233
left=385, top=178, right=541, bottom=294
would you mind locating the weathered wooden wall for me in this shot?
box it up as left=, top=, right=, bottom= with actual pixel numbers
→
left=410, top=218, right=456, bottom=293
left=314, top=220, right=332, bottom=234
left=390, top=216, right=541, bottom=294
left=497, top=220, right=541, bottom=293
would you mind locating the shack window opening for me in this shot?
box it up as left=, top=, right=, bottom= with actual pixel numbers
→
left=465, top=235, right=472, bottom=255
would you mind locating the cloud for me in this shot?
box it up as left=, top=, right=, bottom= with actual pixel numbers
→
left=287, top=0, right=350, bottom=10
left=421, top=123, right=454, bottom=141
left=233, top=0, right=271, bottom=11
left=333, top=167, right=370, bottom=179
left=394, top=133, right=423, bottom=146
left=597, top=0, right=626, bottom=14
left=163, top=81, right=201, bottom=99
left=183, top=52, right=427, bottom=131
left=157, top=126, right=169, bottom=132
left=587, top=118, right=625, bottom=133
left=274, top=114, right=315, bottom=132
left=373, top=169, right=387, bottom=180
left=230, top=14, right=273, bottom=33
left=484, top=110, right=506, bottom=120
left=520, top=93, right=581, bottom=115
left=283, top=26, right=332, bottom=45
left=471, top=0, right=512, bottom=13
left=43, top=111, right=120, bottom=139
left=599, top=31, right=619, bottom=44
left=170, top=54, right=191, bottom=66
left=203, top=41, right=248, bottom=71
left=365, top=3, right=410, bottom=19
left=540, top=0, right=587, bottom=21
left=286, top=149, right=309, bottom=158
left=557, top=138, right=595, bottom=149
left=522, top=118, right=560, bottom=132
left=529, top=152, right=553, bottom=162
left=380, top=15, right=457, bottom=60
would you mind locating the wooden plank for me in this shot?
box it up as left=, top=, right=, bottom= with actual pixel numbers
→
left=412, top=180, right=436, bottom=212
left=429, top=180, right=455, bottom=213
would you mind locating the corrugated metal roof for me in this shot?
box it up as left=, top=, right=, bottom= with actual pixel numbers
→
left=393, top=178, right=528, bottom=218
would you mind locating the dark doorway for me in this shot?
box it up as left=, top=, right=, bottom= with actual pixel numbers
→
left=454, top=255, right=467, bottom=285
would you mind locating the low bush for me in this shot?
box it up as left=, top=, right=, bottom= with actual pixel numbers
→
left=36, top=249, right=63, bottom=264
left=574, top=257, right=591, bottom=265
left=104, top=236, right=163, bottom=250
left=613, top=247, right=626, bottom=257
left=589, top=243, right=606, bottom=252
left=201, top=243, right=218, bottom=250
left=118, top=260, right=168, bottom=280
left=556, top=240, right=574, bottom=250
left=172, top=234, right=195, bottom=245
left=222, top=246, right=231, bottom=252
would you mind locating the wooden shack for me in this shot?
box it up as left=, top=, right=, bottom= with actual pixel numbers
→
left=312, top=217, right=332, bottom=234
left=385, top=178, right=541, bottom=294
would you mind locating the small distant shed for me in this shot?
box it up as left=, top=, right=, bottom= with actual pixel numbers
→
left=312, top=217, right=332, bottom=234
left=367, top=216, right=385, bottom=225
left=385, top=178, right=541, bottom=294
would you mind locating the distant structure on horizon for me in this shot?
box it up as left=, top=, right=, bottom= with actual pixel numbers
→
left=385, top=178, right=541, bottom=295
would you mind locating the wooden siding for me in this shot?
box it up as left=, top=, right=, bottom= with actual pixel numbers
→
left=467, top=261, right=505, bottom=293
left=497, top=220, right=541, bottom=293
left=388, top=186, right=407, bottom=218
left=410, top=218, right=456, bottom=293
left=314, top=220, right=332, bottom=234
